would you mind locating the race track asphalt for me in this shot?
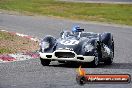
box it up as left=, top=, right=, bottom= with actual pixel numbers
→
left=0, top=13, right=132, bottom=88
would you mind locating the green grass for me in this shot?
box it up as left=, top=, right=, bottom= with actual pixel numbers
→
left=0, top=31, right=39, bottom=54
left=0, top=48, right=12, bottom=54
left=0, top=0, right=132, bottom=25
left=0, top=31, right=13, bottom=54
left=0, top=31, right=14, bottom=40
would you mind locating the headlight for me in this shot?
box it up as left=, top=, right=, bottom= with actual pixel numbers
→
left=84, top=44, right=94, bottom=52
left=40, top=41, right=50, bottom=50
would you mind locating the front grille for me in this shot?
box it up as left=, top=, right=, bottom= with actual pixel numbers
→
left=55, top=52, right=75, bottom=58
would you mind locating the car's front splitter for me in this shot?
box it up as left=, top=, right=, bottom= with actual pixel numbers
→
left=39, top=50, right=95, bottom=62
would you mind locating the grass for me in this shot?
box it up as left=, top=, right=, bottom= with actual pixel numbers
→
left=0, top=31, right=14, bottom=54
left=0, top=48, right=12, bottom=54
left=0, top=31, right=39, bottom=54
left=0, top=0, right=132, bottom=25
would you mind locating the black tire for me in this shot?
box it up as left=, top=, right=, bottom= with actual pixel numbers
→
left=90, top=50, right=99, bottom=67
left=40, top=58, right=51, bottom=66
left=101, top=33, right=114, bottom=65
left=58, top=61, right=66, bottom=63
left=111, top=37, right=114, bottom=58
left=104, top=57, right=113, bottom=65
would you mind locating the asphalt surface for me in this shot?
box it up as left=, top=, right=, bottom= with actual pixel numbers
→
left=58, top=0, right=132, bottom=4
left=0, top=13, right=132, bottom=88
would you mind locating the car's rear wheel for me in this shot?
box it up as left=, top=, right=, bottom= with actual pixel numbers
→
left=40, top=58, right=51, bottom=66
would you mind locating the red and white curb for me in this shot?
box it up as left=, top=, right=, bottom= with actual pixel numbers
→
left=0, top=30, right=39, bottom=42
left=0, top=52, right=40, bottom=63
left=0, top=30, right=40, bottom=63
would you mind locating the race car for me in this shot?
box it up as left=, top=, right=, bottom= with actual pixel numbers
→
left=39, top=26, right=114, bottom=67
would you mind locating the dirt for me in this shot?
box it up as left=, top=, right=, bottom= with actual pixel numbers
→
left=0, top=30, right=39, bottom=54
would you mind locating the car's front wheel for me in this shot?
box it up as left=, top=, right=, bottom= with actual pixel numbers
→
left=104, top=48, right=114, bottom=65
left=58, top=61, right=66, bottom=63
left=104, top=57, right=113, bottom=65
left=90, top=56, right=99, bottom=67
left=40, top=58, right=51, bottom=66
left=90, top=51, right=99, bottom=67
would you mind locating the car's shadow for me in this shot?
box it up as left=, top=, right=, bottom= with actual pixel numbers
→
left=98, top=62, right=132, bottom=69
left=49, top=62, right=132, bottom=69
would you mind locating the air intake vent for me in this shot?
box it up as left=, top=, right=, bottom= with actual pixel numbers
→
left=55, top=52, right=75, bottom=58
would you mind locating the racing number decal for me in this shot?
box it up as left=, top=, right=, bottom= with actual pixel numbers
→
left=60, top=40, right=79, bottom=45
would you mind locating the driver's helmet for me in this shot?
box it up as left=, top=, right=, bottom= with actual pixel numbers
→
left=72, top=26, right=80, bottom=37
left=72, top=25, right=80, bottom=33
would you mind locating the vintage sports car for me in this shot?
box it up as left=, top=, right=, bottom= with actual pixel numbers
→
left=39, top=26, right=114, bottom=67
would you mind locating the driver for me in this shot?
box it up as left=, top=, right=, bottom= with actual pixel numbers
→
left=61, top=26, right=82, bottom=39
left=72, top=26, right=81, bottom=38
